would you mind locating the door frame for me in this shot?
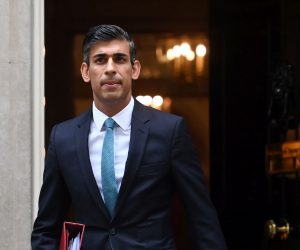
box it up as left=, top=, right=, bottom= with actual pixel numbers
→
left=32, top=0, right=45, bottom=222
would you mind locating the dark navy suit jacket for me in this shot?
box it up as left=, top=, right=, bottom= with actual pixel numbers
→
left=31, top=100, right=227, bottom=250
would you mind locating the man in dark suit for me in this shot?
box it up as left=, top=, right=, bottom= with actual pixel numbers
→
left=31, top=24, right=227, bottom=250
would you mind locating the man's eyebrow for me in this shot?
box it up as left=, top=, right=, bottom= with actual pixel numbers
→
left=93, top=52, right=128, bottom=57
left=93, top=53, right=107, bottom=58
left=113, top=52, right=128, bottom=57
left=92, top=52, right=129, bottom=60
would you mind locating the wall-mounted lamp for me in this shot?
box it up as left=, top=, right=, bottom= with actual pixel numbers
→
left=165, top=42, right=206, bottom=62
left=156, top=40, right=207, bottom=79
left=136, top=95, right=171, bottom=111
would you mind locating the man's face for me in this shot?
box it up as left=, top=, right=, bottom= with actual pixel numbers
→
left=81, top=39, right=140, bottom=113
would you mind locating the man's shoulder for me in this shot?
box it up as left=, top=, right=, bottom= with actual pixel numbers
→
left=133, top=101, right=185, bottom=135
left=53, top=108, right=92, bottom=131
left=135, top=100, right=183, bottom=123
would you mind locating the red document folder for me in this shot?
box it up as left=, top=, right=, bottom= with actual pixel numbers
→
left=59, top=221, right=85, bottom=250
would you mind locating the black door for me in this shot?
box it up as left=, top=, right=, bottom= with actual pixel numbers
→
left=209, top=0, right=300, bottom=249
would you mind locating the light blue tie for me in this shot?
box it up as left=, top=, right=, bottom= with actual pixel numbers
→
left=101, top=118, right=118, bottom=216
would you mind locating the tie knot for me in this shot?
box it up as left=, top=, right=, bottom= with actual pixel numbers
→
left=104, top=118, right=116, bottom=129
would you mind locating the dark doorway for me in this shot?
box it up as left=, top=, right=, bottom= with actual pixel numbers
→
left=45, top=0, right=210, bottom=249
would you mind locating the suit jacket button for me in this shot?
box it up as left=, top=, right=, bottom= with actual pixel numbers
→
left=110, top=228, right=116, bottom=235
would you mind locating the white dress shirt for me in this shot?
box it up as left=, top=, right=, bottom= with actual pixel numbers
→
left=88, top=97, right=134, bottom=198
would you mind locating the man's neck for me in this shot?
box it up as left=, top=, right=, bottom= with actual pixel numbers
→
left=94, top=97, right=132, bottom=117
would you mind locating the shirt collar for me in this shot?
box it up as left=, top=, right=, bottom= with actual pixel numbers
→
left=92, top=97, right=134, bottom=131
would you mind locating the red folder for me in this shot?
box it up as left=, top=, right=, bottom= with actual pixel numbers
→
left=59, top=221, right=85, bottom=250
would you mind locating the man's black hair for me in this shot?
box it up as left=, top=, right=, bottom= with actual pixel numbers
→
left=82, top=24, right=136, bottom=65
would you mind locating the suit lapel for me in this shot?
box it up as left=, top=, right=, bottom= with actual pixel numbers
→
left=114, top=101, right=150, bottom=218
left=75, top=109, right=110, bottom=220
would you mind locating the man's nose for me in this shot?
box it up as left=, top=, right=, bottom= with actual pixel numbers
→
left=105, top=58, right=116, bottom=74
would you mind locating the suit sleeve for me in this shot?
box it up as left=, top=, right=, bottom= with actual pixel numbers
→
left=31, top=125, right=71, bottom=250
left=171, top=118, right=227, bottom=250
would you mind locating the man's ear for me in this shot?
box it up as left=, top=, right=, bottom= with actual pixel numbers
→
left=132, top=60, right=141, bottom=80
left=81, top=63, right=90, bottom=82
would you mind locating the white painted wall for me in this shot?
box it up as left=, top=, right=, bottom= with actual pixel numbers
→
left=0, top=0, right=44, bottom=249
